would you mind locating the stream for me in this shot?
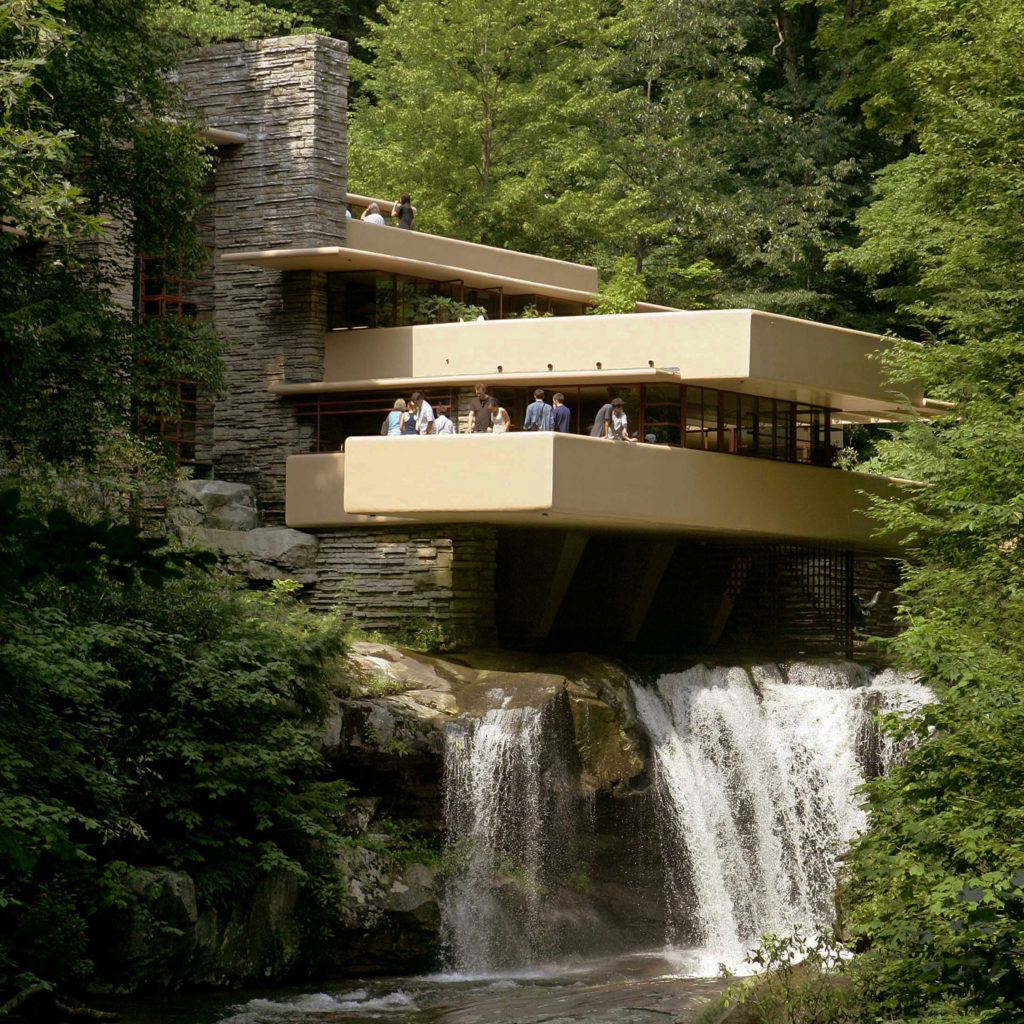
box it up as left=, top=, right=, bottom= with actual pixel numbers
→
left=114, top=951, right=733, bottom=1024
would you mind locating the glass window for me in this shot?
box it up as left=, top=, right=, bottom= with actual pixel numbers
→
left=327, top=271, right=378, bottom=329
left=739, top=395, right=757, bottom=455
left=773, top=400, right=793, bottom=460
left=720, top=392, right=739, bottom=453
left=703, top=390, right=720, bottom=451
left=464, top=288, right=502, bottom=321
left=684, top=387, right=705, bottom=449
left=642, top=384, right=682, bottom=445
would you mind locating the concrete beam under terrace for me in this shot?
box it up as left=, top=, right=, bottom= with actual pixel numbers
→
left=285, top=434, right=907, bottom=551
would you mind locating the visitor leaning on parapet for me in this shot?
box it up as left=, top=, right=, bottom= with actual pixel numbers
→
left=434, top=405, right=456, bottom=434
left=552, top=393, right=571, bottom=432
left=607, top=398, right=632, bottom=441
left=391, top=193, right=416, bottom=229
left=523, top=388, right=553, bottom=431
left=361, top=202, right=386, bottom=225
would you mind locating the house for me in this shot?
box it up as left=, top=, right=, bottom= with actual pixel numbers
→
left=174, top=35, right=921, bottom=654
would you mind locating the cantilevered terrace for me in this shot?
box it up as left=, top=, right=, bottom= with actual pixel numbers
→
left=221, top=207, right=923, bottom=551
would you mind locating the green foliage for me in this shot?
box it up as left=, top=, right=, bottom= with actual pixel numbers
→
left=589, top=256, right=647, bottom=315
left=349, top=0, right=601, bottom=248
left=349, top=0, right=892, bottom=319
left=0, top=491, right=348, bottom=997
left=351, top=616, right=455, bottom=653
left=505, top=303, right=553, bottom=319
left=0, top=0, right=98, bottom=239
left=408, top=293, right=486, bottom=325
left=709, top=930, right=851, bottom=1024
left=823, top=3, right=1024, bottom=1022
left=839, top=686, right=1024, bottom=1023
left=0, top=0, right=224, bottom=464
left=150, top=0, right=313, bottom=45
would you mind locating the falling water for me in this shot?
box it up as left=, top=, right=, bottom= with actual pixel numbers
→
left=440, top=699, right=581, bottom=971
left=632, top=662, right=931, bottom=963
left=439, top=663, right=930, bottom=975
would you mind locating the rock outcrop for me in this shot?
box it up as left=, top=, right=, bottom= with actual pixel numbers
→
left=91, top=642, right=656, bottom=993
left=170, top=479, right=321, bottom=584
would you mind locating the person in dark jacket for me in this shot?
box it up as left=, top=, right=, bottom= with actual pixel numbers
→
left=552, top=392, right=571, bottom=432
left=392, top=193, right=416, bottom=229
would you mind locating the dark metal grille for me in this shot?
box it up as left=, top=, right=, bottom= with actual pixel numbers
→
left=136, top=252, right=214, bottom=467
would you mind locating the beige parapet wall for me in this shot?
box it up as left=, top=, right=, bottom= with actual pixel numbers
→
left=320, top=309, right=919, bottom=415
left=287, top=435, right=905, bottom=550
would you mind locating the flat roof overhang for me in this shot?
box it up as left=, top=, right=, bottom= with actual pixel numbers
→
left=286, top=434, right=908, bottom=551
left=222, top=218, right=599, bottom=303
left=299, top=308, right=924, bottom=416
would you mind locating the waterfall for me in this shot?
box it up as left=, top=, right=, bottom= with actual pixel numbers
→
left=440, top=700, right=581, bottom=971
left=632, top=662, right=930, bottom=962
left=438, top=662, right=930, bottom=975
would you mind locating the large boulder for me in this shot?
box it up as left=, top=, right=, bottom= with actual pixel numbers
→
left=187, top=526, right=319, bottom=584
left=567, top=684, right=645, bottom=789
left=91, top=868, right=199, bottom=991
left=191, top=871, right=303, bottom=987
left=174, top=479, right=258, bottom=531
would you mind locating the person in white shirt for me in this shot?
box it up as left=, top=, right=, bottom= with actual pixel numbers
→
left=606, top=397, right=632, bottom=441
left=411, top=391, right=435, bottom=434
left=433, top=405, right=456, bottom=435
left=361, top=202, right=386, bottom=225
left=486, top=398, right=511, bottom=433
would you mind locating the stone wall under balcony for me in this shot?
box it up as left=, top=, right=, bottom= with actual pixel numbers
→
left=308, top=524, right=499, bottom=647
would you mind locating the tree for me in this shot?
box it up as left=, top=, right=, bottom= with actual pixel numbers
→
left=0, top=490, right=347, bottom=998
left=827, top=1, right=1024, bottom=1020
left=349, top=0, right=601, bottom=248
left=0, top=0, right=223, bottom=463
left=578, top=0, right=758, bottom=285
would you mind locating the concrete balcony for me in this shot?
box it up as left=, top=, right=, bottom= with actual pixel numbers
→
left=273, top=309, right=922, bottom=420
left=285, top=433, right=903, bottom=551
left=222, top=218, right=599, bottom=303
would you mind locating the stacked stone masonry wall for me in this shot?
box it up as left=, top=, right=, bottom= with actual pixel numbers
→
left=178, top=37, right=348, bottom=519
left=309, top=524, right=499, bottom=647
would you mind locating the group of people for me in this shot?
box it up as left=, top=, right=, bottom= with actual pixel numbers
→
left=379, top=386, right=633, bottom=439
left=470, top=385, right=573, bottom=435
left=350, top=193, right=416, bottom=230
left=381, top=393, right=454, bottom=436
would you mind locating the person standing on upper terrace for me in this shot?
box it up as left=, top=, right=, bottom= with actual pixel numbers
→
left=552, top=393, right=571, bottom=433
left=412, top=392, right=435, bottom=434
left=468, top=384, right=492, bottom=433
left=391, top=193, right=415, bottom=230
left=361, top=202, right=386, bottom=225
left=523, top=389, right=553, bottom=431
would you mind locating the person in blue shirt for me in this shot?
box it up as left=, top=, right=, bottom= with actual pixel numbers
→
left=552, top=392, right=571, bottom=433
left=523, top=388, right=553, bottom=431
